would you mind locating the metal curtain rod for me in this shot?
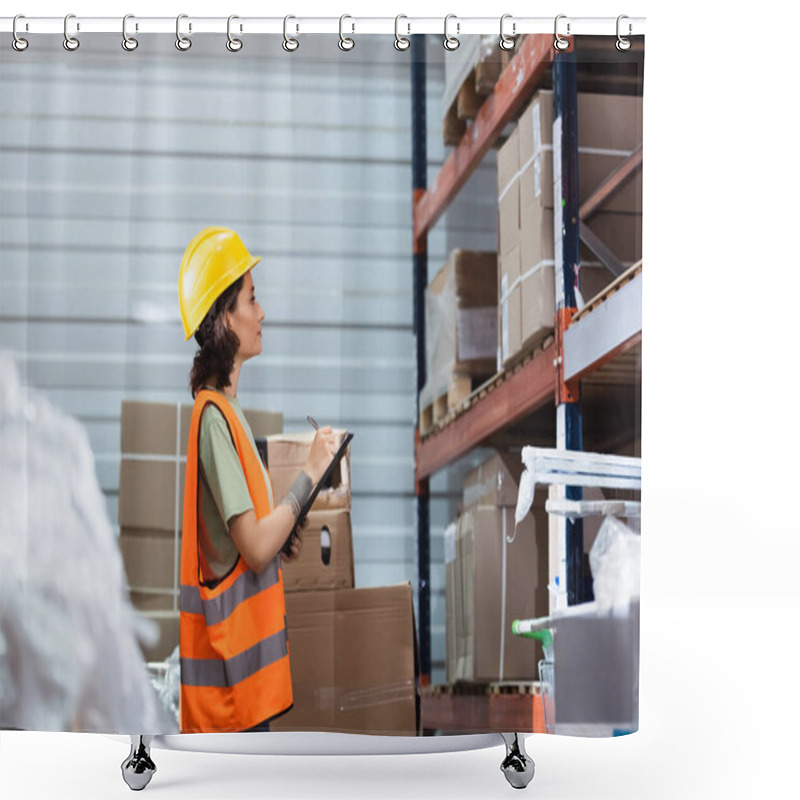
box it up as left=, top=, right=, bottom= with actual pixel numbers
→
left=0, top=15, right=646, bottom=37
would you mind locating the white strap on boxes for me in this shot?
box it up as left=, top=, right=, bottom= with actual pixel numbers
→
left=499, top=145, right=637, bottom=202
left=499, top=258, right=555, bottom=306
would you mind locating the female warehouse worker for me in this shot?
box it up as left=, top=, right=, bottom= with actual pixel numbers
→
left=177, top=226, right=338, bottom=733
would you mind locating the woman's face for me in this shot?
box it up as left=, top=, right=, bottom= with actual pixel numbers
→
left=226, top=270, right=264, bottom=362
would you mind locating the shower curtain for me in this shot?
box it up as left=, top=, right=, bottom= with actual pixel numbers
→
left=0, top=25, right=643, bottom=743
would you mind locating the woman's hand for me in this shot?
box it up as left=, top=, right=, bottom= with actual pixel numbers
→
left=281, top=516, right=307, bottom=563
left=304, top=427, right=338, bottom=485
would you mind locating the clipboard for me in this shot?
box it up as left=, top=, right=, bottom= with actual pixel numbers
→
left=281, top=431, right=354, bottom=556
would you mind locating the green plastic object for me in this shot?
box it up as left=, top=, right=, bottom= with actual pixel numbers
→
left=511, top=622, right=553, bottom=650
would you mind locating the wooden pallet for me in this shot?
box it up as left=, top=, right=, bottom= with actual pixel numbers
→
left=419, top=334, right=555, bottom=441
left=422, top=680, right=541, bottom=698
left=419, top=372, right=488, bottom=438
left=442, top=43, right=517, bottom=147
left=421, top=678, right=546, bottom=734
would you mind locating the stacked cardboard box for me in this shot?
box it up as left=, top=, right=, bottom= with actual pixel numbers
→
left=274, top=583, right=419, bottom=735
left=497, top=90, right=643, bottom=366
left=117, top=400, right=283, bottom=661
left=446, top=452, right=549, bottom=684
left=419, top=249, right=498, bottom=421
left=265, top=432, right=420, bottom=735
left=262, top=430, right=355, bottom=594
left=263, top=430, right=351, bottom=514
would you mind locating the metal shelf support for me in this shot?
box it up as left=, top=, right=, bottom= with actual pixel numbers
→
left=564, top=271, right=642, bottom=383
left=411, top=34, right=431, bottom=682
left=552, top=43, right=585, bottom=608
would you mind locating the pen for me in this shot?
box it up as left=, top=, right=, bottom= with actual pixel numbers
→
left=307, top=415, right=319, bottom=431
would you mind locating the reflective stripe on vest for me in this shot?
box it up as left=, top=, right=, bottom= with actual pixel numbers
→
left=179, top=390, right=293, bottom=733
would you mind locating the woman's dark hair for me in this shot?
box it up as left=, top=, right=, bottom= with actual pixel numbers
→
left=189, top=275, right=244, bottom=398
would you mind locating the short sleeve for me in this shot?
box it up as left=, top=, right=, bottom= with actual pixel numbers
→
left=198, top=404, right=254, bottom=528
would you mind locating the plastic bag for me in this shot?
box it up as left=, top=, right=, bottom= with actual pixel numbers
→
left=589, top=516, right=641, bottom=614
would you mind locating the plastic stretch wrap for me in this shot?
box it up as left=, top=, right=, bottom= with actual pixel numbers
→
left=0, top=353, right=177, bottom=733
left=442, top=34, right=498, bottom=113
left=589, top=516, right=641, bottom=614
left=420, top=261, right=457, bottom=410
left=149, top=646, right=181, bottom=726
left=419, top=251, right=497, bottom=410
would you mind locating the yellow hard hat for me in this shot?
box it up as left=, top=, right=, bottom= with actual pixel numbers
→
left=178, top=227, right=261, bottom=340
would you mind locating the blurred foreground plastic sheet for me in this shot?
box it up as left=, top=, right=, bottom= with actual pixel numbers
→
left=0, top=352, right=177, bottom=733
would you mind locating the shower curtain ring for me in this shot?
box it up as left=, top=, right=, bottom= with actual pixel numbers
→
left=283, top=15, right=299, bottom=52
left=339, top=15, right=355, bottom=51
left=175, top=14, right=192, bottom=51
left=394, top=15, right=410, bottom=51
left=443, top=14, right=460, bottom=51
left=122, top=14, right=138, bottom=51
left=554, top=14, right=570, bottom=51
left=227, top=15, right=243, bottom=51
left=616, top=15, right=632, bottom=51
left=12, top=15, right=29, bottom=51
left=499, top=14, right=516, bottom=51
left=63, top=13, right=80, bottom=51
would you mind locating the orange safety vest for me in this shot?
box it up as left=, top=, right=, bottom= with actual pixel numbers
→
left=179, top=390, right=293, bottom=733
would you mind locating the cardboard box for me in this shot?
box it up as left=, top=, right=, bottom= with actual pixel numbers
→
left=497, top=128, right=521, bottom=257
left=281, top=509, right=355, bottom=593
left=121, top=399, right=283, bottom=458
left=498, top=246, right=522, bottom=366
left=128, top=590, right=177, bottom=613
left=451, top=504, right=548, bottom=683
left=462, top=451, right=524, bottom=508
left=498, top=182, right=521, bottom=257
left=265, top=430, right=351, bottom=512
left=497, top=126, right=520, bottom=195
left=518, top=90, right=643, bottom=214
left=118, top=461, right=186, bottom=532
left=118, top=400, right=283, bottom=531
left=520, top=261, right=556, bottom=353
left=118, top=528, right=178, bottom=592
left=447, top=452, right=549, bottom=683
left=272, top=584, right=420, bottom=735
left=516, top=199, right=642, bottom=358
left=426, top=250, right=498, bottom=372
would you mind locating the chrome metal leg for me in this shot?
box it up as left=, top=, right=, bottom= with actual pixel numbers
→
left=121, top=735, right=156, bottom=791
left=500, top=733, right=535, bottom=789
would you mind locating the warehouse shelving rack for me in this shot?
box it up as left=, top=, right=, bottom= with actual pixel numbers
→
left=411, top=33, right=643, bottom=687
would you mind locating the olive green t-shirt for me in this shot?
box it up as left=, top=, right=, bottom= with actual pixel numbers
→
left=197, top=388, right=272, bottom=582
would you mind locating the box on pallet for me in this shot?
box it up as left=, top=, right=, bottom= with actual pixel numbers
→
left=496, top=90, right=643, bottom=366
left=447, top=452, right=549, bottom=684
left=517, top=90, right=643, bottom=214
left=272, top=583, right=420, bottom=735
left=420, top=249, right=498, bottom=414
left=265, top=430, right=351, bottom=511
left=281, top=509, right=355, bottom=593
left=497, top=127, right=521, bottom=257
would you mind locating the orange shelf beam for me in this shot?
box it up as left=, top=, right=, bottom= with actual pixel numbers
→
left=413, top=34, right=556, bottom=243
left=415, top=342, right=557, bottom=481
